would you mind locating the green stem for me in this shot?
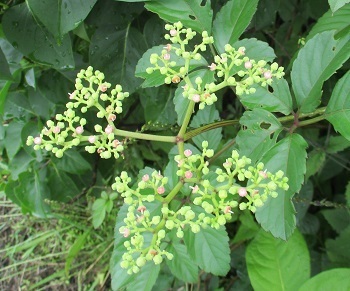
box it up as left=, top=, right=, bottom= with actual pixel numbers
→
left=298, top=115, right=326, bottom=127
left=164, top=181, right=184, bottom=204
left=178, top=101, right=195, bottom=138
left=114, top=129, right=176, bottom=143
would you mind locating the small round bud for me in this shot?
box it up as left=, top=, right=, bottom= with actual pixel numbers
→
left=244, top=61, right=252, bottom=69
left=185, top=171, right=193, bottom=179
left=264, top=71, right=272, bottom=79
left=88, top=136, right=96, bottom=143
left=34, top=137, right=42, bottom=145
left=105, top=125, right=114, bottom=134
left=208, top=63, right=216, bottom=71
left=163, top=53, right=171, bottom=61
left=170, top=29, right=177, bottom=36
left=184, top=149, right=192, bottom=157
left=157, top=186, right=165, bottom=195
left=75, top=126, right=84, bottom=135
left=238, top=187, right=247, bottom=197
left=192, top=94, right=201, bottom=102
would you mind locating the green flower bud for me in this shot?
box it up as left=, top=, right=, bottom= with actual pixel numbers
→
left=153, top=255, right=163, bottom=265
left=191, top=224, right=200, bottom=233
left=239, top=203, right=247, bottom=210
left=165, top=220, right=175, bottom=229
left=55, top=149, right=63, bottom=158
left=158, top=229, right=166, bottom=239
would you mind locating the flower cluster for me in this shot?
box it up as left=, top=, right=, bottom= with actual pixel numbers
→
left=27, top=67, right=129, bottom=159
left=112, top=142, right=289, bottom=273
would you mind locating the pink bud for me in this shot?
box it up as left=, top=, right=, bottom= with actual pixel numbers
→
left=137, top=205, right=146, bottom=213
left=185, top=171, right=193, bottom=179
left=68, top=92, right=76, bottom=99
left=170, top=29, right=177, bottom=36
left=75, top=126, right=84, bottom=134
left=105, top=125, right=113, bottom=134
left=259, top=170, right=268, bottom=179
left=34, top=137, right=42, bottom=145
left=99, top=84, right=108, bottom=92
left=192, top=94, right=200, bottom=103
left=238, top=187, right=247, bottom=197
left=88, top=135, right=96, bottom=143
left=264, top=71, right=272, bottom=79
left=190, top=185, right=199, bottom=193
left=223, top=159, right=232, bottom=168
left=238, top=48, right=245, bottom=55
left=142, top=174, right=149, bottom=182
left=112, top=139, right=120, bottom=147
left=184, top=149, right=192, bottom=157
left=121, top=228, right=130, bottom=238
left=108, top=114, right=116, bottom=121
left=164, top=44, right=172, bottom=52
left=224, top=206, right=233, bottom=214
left=52, top=126, right=60, bottom=134
left=244, top=61, right=252, bottom=69
left=208, top=63, right=216, bottom=71
left=163, top=53, right=171, bottom=61
left=176, top=159, right=184, bottom=167
left=157, top=186, right=165, bottom=195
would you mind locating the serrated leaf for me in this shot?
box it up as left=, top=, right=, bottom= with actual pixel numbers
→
left=92, top=198, right=107, bottom=229
left=2, top=4, right=74, bottom=69
left=232, top=211, right=259, bottom=243
left=325, top=226, right=350, bottom=266
left=233, top=38, right=276, bottom=62
left=305, top=149, right=326, bottom=180
left=294, top=181, right=313, bottom=224
left=240, top=78, right=293, bottom=115
left=236, top=109, right=283, bottom=164
left=308, top=3, right=350, bottom=40
left=126, top=263, right=160, bottom=291
left=212, top=0, right=259, bottom=53
left=166, top=233, right=198, bottom=283
left=8, top=150, right=34, bottom=180
left=174, top=69, right=215, bottom=126
left=321, top=209, right=350, bottom=234
left=90, top=26, right=146, bottom=93
left=47, top=168, right=79, bottom=202
left=327, top=135, right=350, bottom=153
left=246, top=229, right=310, bottom=291
left=183, top=226, right=230, bottom=276
left=329, top=0, right=350, bottom=12
left=299, top=268, right=350, bottom=291
left=26, top=0, right=97, bottom=39
left=190, top=105, right=222, bottom=151
left=325, top=71, right=350, bottom=140
left=135, top=45, right=207, bottom=88
left=291, top=31, right=350, bottom=113
left=52, top=149, right=91, bottom=174
left=4, top=120, right=25, bottom=160
left=145, top=0, right=213, bottom=33
left=255, top=134, right=308, bottom=239
left=0, top=46, right=12, bottom=80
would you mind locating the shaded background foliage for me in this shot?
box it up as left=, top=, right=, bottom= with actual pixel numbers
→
left=0, top=0, right=350, bottom=290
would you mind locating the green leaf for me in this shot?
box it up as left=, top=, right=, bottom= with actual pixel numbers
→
left=135, top=45, right=207, bottom=88
left=166, top=233, right=198, bottom=283
left=294, top=181, right=313, bottom=224
left=325, top=226, right=350, bottom=266
left=299, top=268, right=350, bottom=290
left=26, top=0, right=97, bottom=39
left=8, top=150, right=34, bottom=180
left=4, top=120, right=25, bottom=160
left=0, top=46, right=12, bottom=80
left=92, top=198, right=107, bottom=229
left=321, top=209, right=350, bottom=234
left=308, top=3, right=350, bottom=40
left=140, top=86, right=177, bottom=124
left=236, top=108, right=283, bottom=164
left=325, top=71, right=350, bottom=140
left=47, top=168, right=79, bottom=202
left=327, top=135, right=350, bottom=153
left=52, top=149, right=91, bottom=174
left=65, top=229, right=90, bottom=276
left=232, top=211, right=259, bottom=243
left=190, top=105, right=222, bottom=151
left=0, top=69, right=21, bottom=115
left=246, top=229, right=310, bottom=291
left=145, top=0, right=213, bottom=33
left=292, top=31, right=350, bottom=113
left=212, top=0, right=259, bottom=53
left=90, top=26, right=147, bottom=93
left=346, top=181, right=350, bottom=208
left=2, top=4, right=74, bottom=69
left=240, top=78, right=293, bottom=115
left=329, top=0, right=350, bottom=12
left=126, top=263, right=160, bottom=291
left=255, top=134, right=308, bottom=239
left=305, top=149, right=326, bottom=181
left=183, top=225, right=230, bottom=276
left=174, top=69, right=215, bottom=126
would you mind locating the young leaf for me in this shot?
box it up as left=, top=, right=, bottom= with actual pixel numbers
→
left=166, top=232, right=198, bottom=283
left=255, top=134, right=308, bottom=240
left=136, top=45, right=207, bottom=88
left=92, top=198, right=107, bottom=229
left=145, top=0, right=213, bottom=34
left=174, top=69, right=215, bottom=125
left=26, top=0, right=97, bottom=39
left=246, top=229, right=310, bottom=291
left=190, top=105, right=222, bottom=151
left=299, top=268, right=350, bottom=291
left=239, top=78, right=293, bottom=115
left=325, top=71, right=350, bottom=141
left=291, top=31, right=350, bottom=113
left=212, top=0, right=259, bottom=53
left=236, top=108, right=283, bottom=164
left=183, top=225, right=230, bottom=276
left=2, top=4, right=74, bottom=69
left=328, top=0, right=350, bottom=14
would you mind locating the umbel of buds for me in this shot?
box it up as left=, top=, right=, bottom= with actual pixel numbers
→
left=27, top=67, right=129, bottom=159
left=112, top=141, right=289, bottom=274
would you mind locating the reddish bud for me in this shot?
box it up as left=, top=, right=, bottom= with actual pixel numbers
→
left=157, top=186, right=165, bottom=195
left=170, top=29, right=177, bottom=36
left=264, top=71, right=272, bottom=79
left=163, top=53, right=171, bottom=61
left=137, top=206, right=146, bottom=214
left=208, top=63, right=216, bottom=71
left=238, top=187, right=247, bottom=197
left=105, top=125, right=113, bottom=134
left=75, top=126, right=84, bottom=134
left=184, top=149, right=192, bottom=157
left=88, top=135, right=96, bottom=143
left=244, top=61, right=252, bottom=69
left=52, top=126, right=60, bottom=134
left=185, top=171, right=193, bottom=179
left=108, top=114, right=116, bottom=121
left=192, top=94, right=200, bottom=103
left=142, top=174, right=149, bottom=182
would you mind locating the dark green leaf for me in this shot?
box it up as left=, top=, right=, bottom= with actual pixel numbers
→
left=184, top=226, right=230, bottom=276
left=212, top=0, right=259, bottom=52
left=190, top=105, right=222, bottom=151
left=325, top=226, right=350, bottom=266
left=0, top=69, right=21, bottom=115
left=0, top=46, right=12, bottom=80
left=236, top=108, right=283, bottom=164
left=47, top=168, right=80, bottom=201
left=327, top=135, right=350, bottom=153
left=135, top=45, right=207, bottom=88
left=256, top=134, right=308, bottom=239
left=292, top=31, right=350, bottom=113
left=26, top=0, right=97, bottom=39
left=52, top=149, right=91, bottom=174
left=174, top=69, right=215, bottom=125
left=294, top=181, right=313, bottom=224
left=246, top=229, right=310, bottom=290
left=2, top=4, right=74, bottom=69
left=232, top=211, right=259, bottom=243
left=145, top=0, right=213, bottom=33
left=321, top=208, right=350, bottom=234
left=166, top=233, right=198, bottom=283
left=346, top=181, right=350, bottom=208
left=8, top=149, right=34, bottom=180
left=240, top=78, right=293, bottom=115
left=299, top=268, right=350, bottom=290
left=326, top=71, right=350, bottom=140
left=90, top=26, right=147, bottom=93
left=305, top=149, right=326, bottom=181
left=4, top=119, right=25, bottom=160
